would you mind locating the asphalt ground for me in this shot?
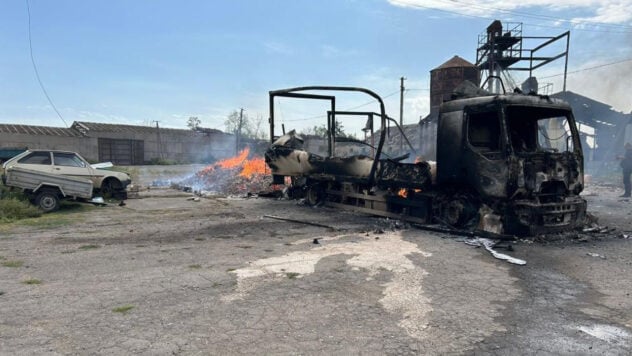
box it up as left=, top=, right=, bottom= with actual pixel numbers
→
left=0, top=186, right=631, bottom=355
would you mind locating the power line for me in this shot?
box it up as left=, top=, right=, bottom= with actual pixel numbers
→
left=539, top=58, right=632, bottom=79
left=26, top=0, right=68, bottom=128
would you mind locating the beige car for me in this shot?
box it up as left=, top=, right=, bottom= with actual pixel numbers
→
left=2, top=149, right=131, bottom=198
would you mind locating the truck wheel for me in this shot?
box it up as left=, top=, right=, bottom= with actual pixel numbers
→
left=305, top=185, right=324, bottom=206
left=35, top=191, right=60, bottom=212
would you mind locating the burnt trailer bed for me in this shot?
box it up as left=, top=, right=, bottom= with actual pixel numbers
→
left=265, top=86, right=586, bottom=236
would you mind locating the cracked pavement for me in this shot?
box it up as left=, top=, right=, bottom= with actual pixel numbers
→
left=1, top=186, right=631, bottom=355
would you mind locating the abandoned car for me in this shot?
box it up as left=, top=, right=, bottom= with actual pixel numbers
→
left=2, top=149, right=131, bottom=199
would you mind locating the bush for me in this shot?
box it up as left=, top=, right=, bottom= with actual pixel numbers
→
left=148, top=157, right=179, bottom=165
left=0, top=198, right=42, bottom=223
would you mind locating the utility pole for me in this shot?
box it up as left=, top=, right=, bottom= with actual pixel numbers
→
left=236, top=108, right=244, bottom=155
left=399, top=76, right=406, bottom=154
left=153, top=121, right=163, bottom=160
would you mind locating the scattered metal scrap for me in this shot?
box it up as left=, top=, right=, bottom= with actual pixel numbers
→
left=262, top=215, right=341, bottom=231
left=464, top=237, right=527, bottom=265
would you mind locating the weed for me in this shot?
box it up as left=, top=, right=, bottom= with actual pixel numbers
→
left=0, top=198, right=42, bottom=223
left=60, top=250, right=75, bottom=254
left=112, top=305, right=134, bottom=314
left=2, top=260, right=23, bottom=268
left=22, top=278, right=41, bottom=285
left=188, top=264, right=202, bottom=269
left=78, top=244, right=101, bottom=250
left=286, top=272, right=300, bottom=279
left=194, top=237, right=205, bottom=241
left=226, top=268, right=236, bottom=272
left=212, top=282, right=222, bottom=288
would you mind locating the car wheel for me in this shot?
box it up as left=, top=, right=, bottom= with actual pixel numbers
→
left=101, top=178, right=121, bottom=199
left=36, top=190, right=60, bottom=212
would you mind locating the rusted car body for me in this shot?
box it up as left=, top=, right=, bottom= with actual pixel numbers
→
left=265, top=86, right=586, bottom=236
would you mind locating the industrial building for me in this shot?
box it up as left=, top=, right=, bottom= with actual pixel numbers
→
left=0, top=121, right=236, bottom=165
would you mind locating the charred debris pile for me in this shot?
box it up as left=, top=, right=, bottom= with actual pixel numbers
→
left=174, top=147, right=274, bottom=197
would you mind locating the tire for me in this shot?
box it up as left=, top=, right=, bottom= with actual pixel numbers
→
left=101, top=178, right=122, bottom=199
left=305, top=185, right=324, bottom=206
left=35, top=190, right=60, bottom=212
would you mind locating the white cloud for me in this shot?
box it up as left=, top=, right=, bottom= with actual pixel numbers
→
left=320, top=44, right=359, bottom=58
left=262, top=41, right=294, bottom=55
left=387, top=0, right=632, bottom=25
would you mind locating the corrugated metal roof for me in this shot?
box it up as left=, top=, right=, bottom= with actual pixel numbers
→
left=0, top=124, right=84, bottom=137
left=73, top=121, right=223, bottom=136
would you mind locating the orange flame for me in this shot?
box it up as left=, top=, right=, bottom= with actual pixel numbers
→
left=397, top=188, right=421, bottom=198
left=197, top=147, right=268, bottom=178
left=240, top=157, right=267, bottom=178
left=218, top=147, right=250, bottom=169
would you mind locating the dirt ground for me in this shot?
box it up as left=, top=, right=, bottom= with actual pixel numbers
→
left=1, top=178, right=632, bottom=355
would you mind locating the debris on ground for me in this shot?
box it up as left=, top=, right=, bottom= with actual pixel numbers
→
left=586, top=252, right=606, bottom=259
left=464, top=237, right=527, bottom=265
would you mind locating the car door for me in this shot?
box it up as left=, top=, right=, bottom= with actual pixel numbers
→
left=51, top=152, right=97, bottom=184
left=14, top=151, right=54, bottom=174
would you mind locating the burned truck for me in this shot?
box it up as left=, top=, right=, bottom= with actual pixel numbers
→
left=265, top=86, right=586, bottom=236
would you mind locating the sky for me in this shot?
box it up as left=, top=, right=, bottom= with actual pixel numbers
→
left=1, top=0, right=631, bottom=138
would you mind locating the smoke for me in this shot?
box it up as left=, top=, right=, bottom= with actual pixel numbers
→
left=566, top=60, right=632, bottom=113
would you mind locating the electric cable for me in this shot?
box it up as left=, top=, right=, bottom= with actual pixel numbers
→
left=26, top=0, right=68, bottom=127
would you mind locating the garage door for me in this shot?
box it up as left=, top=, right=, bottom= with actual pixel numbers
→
left=98, top=138, right=144, bottom=165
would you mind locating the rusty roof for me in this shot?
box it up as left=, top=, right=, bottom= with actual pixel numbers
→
left=0, top=124, right=84, bottom=137
left=433, top=55, right=477, bottom=70
left=73, top=121, right=223, bottom=136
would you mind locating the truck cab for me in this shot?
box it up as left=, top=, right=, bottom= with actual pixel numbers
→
left=436, top=93, right=586, bottom=234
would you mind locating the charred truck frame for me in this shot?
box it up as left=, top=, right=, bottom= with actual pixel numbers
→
left=265, top=86, right=586, bottom=236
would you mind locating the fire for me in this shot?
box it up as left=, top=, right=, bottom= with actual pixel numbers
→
left=240, top=157, right=267, bottom=178
left=217, top=147, right=250, bottom=169
left=397, top=188, right=421, bottom=198
left=197, top=147, right=268, bottom=179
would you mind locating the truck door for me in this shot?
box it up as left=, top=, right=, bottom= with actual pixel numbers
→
left=463, top=109, right=508, bottom=198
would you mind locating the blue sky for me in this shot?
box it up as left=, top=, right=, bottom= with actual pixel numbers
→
left=1, top=0, right=631, bottom=136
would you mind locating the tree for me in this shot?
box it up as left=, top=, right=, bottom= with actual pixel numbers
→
left=300, top=120, right=348, bottom=138
left=187, top=116, right=201, bottom=130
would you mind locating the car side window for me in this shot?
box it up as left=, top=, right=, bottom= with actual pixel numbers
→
left=53, top=153, right=86, bottom=167
left=18, top=152, right=51, bottom=165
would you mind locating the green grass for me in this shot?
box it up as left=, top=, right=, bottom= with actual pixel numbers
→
left=0, top=198, right=42, bottom=224
left=188, top=264, right=202, bottom=269
left=112, top=305, right=135, bottom=314
left=226, top=268, right=236, bottom=272
left=0, top=199, right=93, bottom=232
left=78, top=244, right=101, bottom=250
left=286, top=272, right=300, bottom=279
left=2, top=260, right=23, bottom=268
left=22, top=278, right=41, bottom=285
